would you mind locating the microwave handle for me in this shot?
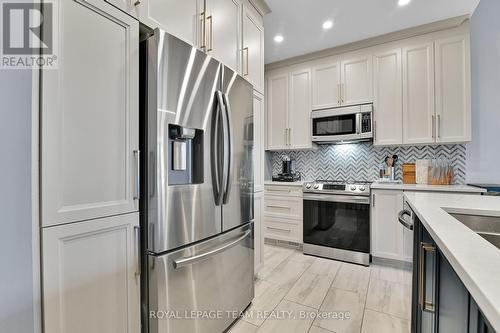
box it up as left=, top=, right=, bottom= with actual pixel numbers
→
left=356, top=113, right=361, bottom=135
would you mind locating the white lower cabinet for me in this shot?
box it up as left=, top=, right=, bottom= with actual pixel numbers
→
left=42, top=213, right=140, bottom=333
left=263, top=185, right=303, bottom=244
left=254, top=192, right=264, bottom=272
left=371, top=189, right=482, bottom=263
left=371, top=189, right=407, bottom=262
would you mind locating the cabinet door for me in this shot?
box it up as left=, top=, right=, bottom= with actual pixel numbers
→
left=438, top=250, right=469, bottom=333
left=289, top=68, right=312, bottom=149
left=266, top=73, right=289, bottom=150
left=253, top=92, right=265, bottom=192
left=402, top=42, right=435, bottom=144
left=311, top=60, right=341, bottom=109
left=373, top=48, right=403, bottom=146
left=341, top=54, right=373, bottom=105
left=205, top=0, right=240, bottom=71
left=140, top=0, right=200, bottom=46
left=105, top=0, right=139, bottom=18
left=42, top=0, right=139, bottom=227
left=242, top=3, right=264, bottom=93
left=435, top=34, right=471, bottom=143
left=371, top=190, right=404, bottom=260
left=43, top=213, right=140, bottom=333
left=254, top=192, right=264, bottom=272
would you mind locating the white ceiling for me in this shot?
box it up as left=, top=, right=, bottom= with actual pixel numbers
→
left=264, top=0, right=480, bottom=64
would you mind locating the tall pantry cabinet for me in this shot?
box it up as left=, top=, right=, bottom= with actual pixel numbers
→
left=41, top=0, right=140, bottom=332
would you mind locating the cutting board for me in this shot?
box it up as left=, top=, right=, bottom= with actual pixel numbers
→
left=416, top=159, right=430, bottom=184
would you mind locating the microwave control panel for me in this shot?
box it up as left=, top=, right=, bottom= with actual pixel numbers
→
left=361, top=113, right=372, bottom=133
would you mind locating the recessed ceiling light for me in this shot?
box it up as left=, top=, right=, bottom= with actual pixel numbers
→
left=274, top=35, right=284, bottom=43
left=398, top=0, right=411, bottom=6
left=322, top=20, right=333, bottom=30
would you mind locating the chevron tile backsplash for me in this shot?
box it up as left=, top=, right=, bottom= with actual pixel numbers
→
left=272, top=143, right=466, bottom=184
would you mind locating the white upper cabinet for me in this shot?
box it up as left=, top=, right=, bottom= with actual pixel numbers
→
left=311, top=59, right=341, bottom=109
left=435, top=34, right=471, bottom=143
left=373, top=48, right=403, bottom=146
left=253, top=92, right=265, bottom=192
left=205, top=0, right=241, bottom=71
left=105, top=0, right=140, bottom=18
left=341, top=54, right=373, bottom=106
left=288, top=68, right=312, bottom=149
left=242, top=2, right=264, bottom=93
left=140, top=0, right=200, bottom=46
left=311, top=53, right=373, bottom=109
left=43, top=213, right=140, bottom=333
left=402, top=42, right=435, bottom=145
left=42, top=0, right=139, bottom=227
left=266, top=73, right=289, bottom=150
left=266, top=68, right=314, bottom=150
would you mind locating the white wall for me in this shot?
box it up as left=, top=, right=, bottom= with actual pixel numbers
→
left=467, top=0, right=500, bottom=184
left=0, top=70, right=38, bottom=332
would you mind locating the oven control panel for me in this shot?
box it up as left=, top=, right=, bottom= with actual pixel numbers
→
left=303, top=182, right=370, bottom=195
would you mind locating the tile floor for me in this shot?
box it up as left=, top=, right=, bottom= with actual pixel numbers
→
left=228, top=244, right=412, bottom=333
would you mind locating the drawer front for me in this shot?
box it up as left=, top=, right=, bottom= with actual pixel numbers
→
left=264, top=218, right=302, bottom=243
left=264, top=196, right=303, bottom=220
left=264, top=185, right=303, bottom=197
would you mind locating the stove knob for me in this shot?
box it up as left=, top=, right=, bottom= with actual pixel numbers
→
left=313, top=184, right=320, bottom=189
left=350, top=185, right=357, bottom=191
left=359, top=186, right=366, bottom=191
left=305, top=183, right=311, bottom=189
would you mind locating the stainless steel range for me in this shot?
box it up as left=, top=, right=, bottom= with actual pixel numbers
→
left=302, top=180, right=371, bottom=266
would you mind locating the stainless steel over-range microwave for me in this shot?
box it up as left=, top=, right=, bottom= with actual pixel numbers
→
left=311, top=104, right=373, bottom=144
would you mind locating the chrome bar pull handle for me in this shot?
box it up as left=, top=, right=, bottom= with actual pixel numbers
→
left=419, top=242, right=436, bottom=313
left=134, top=226, right=141, bottom=278
left=199, top=11, right=207, bottom=51
left=133, top=150, right=140, bottom=200
left=432, top=115, right=436, bottom=139
left=437, top=114, right=441, bottom=139
left=206, top=15, right=213, bottom=52
left=337, top=84, right=340, bottom=105
left=243, top=47, right=249, bottom=76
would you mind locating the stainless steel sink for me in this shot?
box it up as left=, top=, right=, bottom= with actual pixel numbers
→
left=450, top=213, right=500, bottom=249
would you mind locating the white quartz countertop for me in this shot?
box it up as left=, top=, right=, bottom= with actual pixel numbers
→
left=264, top=180, right=305, bottom=186
left=371, top=182, right=486, bottom=193
left=404, top=192, right=500, bottom=331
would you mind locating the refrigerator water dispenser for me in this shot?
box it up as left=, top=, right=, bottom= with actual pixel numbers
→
left=168, top=124, right=203, bottom=185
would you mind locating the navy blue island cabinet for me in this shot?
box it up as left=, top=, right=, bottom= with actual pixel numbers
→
left=410, top=214, right=496, bottom=333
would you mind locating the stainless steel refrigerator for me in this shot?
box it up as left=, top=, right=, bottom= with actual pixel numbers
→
left=140, top=29, right=254, bottom=333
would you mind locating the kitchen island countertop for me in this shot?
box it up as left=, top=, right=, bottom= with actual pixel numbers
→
left=371, top=182, right=486, bottom=193
left=404, top=192, right=500, bottom=331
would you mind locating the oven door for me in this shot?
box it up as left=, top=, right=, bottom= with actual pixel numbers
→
left=303, top=194, right=370, bottom=253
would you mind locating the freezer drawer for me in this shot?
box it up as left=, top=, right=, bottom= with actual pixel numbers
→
left=148, top=223, right=254, bottom=333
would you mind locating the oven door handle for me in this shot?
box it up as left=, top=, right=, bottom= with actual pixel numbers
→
left=303, top=194, right=370, bottom=205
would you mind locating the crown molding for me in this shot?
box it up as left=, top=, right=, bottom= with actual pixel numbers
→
left=248, top=0, right=271, bottom=16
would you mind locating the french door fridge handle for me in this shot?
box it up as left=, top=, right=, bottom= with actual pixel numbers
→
left=173, top=230, right=251, bottom=269
left=211, top=91, right=225, bottom=205
left=222, top=93, right=233, bottom=205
